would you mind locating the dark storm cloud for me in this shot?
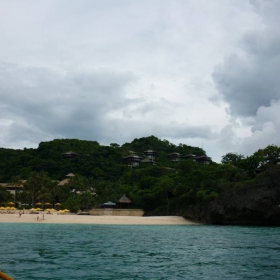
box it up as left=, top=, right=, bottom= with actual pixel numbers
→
left=212, top=37, right=280, bottom=117
left=212, top=1, right=280, bottom=117
left=0, top=62, right=135, bottom=146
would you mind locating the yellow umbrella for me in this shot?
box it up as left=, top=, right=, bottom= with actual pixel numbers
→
left=7, top=202, right=14, bottom=205
left=63, top=209, right=70, bottom=212
left=36, top=208, right=42, bottom=211
left=0, top=207, right=5, bottom=210
left=36, top=202, right=42, bottom=205
left=45, top=202, right=51, bottom=205
left=49, top=208, right=57, bottom=212
left=6, top=207, right=11, bottom=210
left=10, top=207, right=17, bottom=210
left=29, top=208, right=36, bottom=211
left=55, top=203, right=61, bottom=206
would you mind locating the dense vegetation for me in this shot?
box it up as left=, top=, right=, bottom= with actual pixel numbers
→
left=1, top=136, right=280, bottom=217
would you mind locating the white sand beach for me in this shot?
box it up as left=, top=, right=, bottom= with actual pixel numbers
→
left=0, top=213, right=197, bottom=225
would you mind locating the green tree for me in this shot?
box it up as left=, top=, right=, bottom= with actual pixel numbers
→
left=10, top=175, right=22, bottom=206
left=24, top=171, right=52, bottom=207
left=221, top=153, right=245, bottom=167
left=0, top=186, right=13, bottom=205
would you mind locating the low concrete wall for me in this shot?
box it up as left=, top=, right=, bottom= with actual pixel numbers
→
left=88, top=209, right=144, bottom=216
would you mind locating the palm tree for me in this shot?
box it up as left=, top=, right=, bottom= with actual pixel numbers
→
left=48, top=181, right=61, bottom=207
left=67, top=175, right=84, bottom=194
left=18, top=186, right=32, bottom=207
left=11, top=175, right=22, bottom=206
left=0, top=186, right=13, bottom=205
left=37, top=186, right=51, bottom=208
left=26, top=172, right=39, bottom=207
left=82, top=177, right=96, bottom=209
left=26, top=171, right=52, bottom=207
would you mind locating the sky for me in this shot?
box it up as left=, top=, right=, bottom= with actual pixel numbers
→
left=0, top=0, right=280, bottom=162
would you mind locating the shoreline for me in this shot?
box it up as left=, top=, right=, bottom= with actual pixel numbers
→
left=0, top=213, right=197, bottom=225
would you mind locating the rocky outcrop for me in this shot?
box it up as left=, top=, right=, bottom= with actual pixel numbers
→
left=183, top=171, right=280, bottom=226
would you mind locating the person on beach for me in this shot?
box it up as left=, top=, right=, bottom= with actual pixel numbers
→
left=37, top=216, right=39, bottom=221
left=19, top=210, right=22, bottom=218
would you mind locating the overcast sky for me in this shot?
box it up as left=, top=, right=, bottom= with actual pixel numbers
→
left=0, top=0, right=280, bottom=162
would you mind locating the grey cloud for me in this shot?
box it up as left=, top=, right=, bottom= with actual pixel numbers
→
left=212, top=1, right=280, bottom=117
left=212, top=48, right=280, bottom=117
left=0, top=62, right=135, bottom=146
left=214, top=100, right=280, bottom=158
left=210, top=0, right=280, bottom=159
left=0, top=62, right=213, bottom=148
left=99, top=117, right=214, bottom=146
left=239, top=111, right=280, bottom=156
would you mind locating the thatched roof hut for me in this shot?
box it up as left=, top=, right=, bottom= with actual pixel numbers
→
left=58, top=173, right=75, bottom=186
left=118, top=194, right=131, bottom=208
left=118, top=194, right=131, bottom=204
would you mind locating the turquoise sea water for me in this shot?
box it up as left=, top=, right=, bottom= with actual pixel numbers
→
left=1, top=223, right=280, bottom=280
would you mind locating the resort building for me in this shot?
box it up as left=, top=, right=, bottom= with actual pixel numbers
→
left=182, top=154, right=197, bottom=160
left=194, top=155, right=211, bottom=165
left=141, top=150, right=156, bottom=165
left=101, top=201, right=116, bottom=208
left=167, top=152, right=182, bottom=163
left=58, top=173, right=75, bottom=186
left=144, top=150, right=156, bottom=161
left=118, top=194, right=132, bottom=209
left=182, top=154, right=211, bottom=165
left=123, top=154, right=142, bottom=168
left=123, top=150, right=157, bottom=167
left=123, top=149, right=211, bottom=167
left=0, top=180, right=26, bottom=195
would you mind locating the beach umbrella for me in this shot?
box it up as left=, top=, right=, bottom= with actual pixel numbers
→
left=7, top=202, right=14, bottom=205
left=36, top=202, right=42, bottom=205
left=29, top=208, right=37, bottom=213
left=44, top=202, right=51, bottom=206
left=36, top=208, right=42, bottom=211
left=0, top=207, right=5, bottom=210
left=63, top=209, right=70, bottom=212
left=49, top=208, right=57, bottom=212
left=55, top=203, right=61, bottom=206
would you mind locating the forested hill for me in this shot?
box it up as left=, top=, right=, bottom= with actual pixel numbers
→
left=0, top=136, right=205, bottom=181
left=1, top=136, right=280, bottom=225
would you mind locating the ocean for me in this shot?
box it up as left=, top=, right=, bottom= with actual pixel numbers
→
left=1, top=223, right=280, bottom=279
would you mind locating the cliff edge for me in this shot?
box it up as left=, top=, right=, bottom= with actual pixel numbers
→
left=183, top=169, right=280, bottom=226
